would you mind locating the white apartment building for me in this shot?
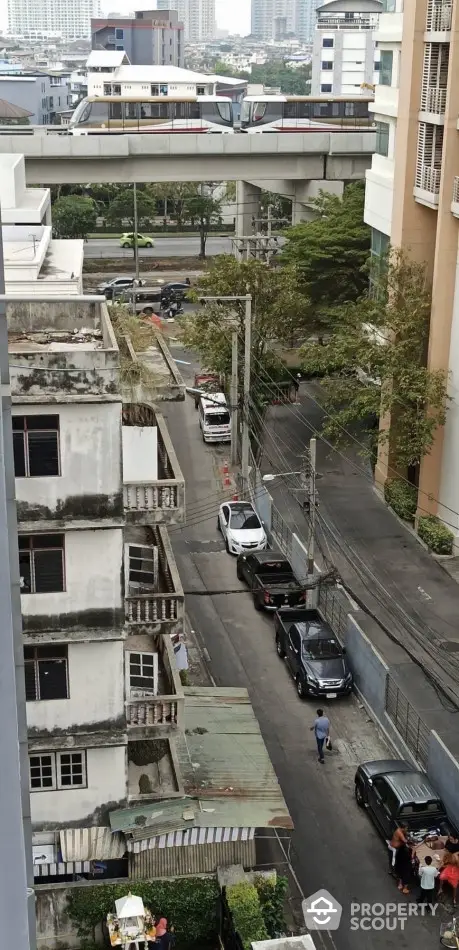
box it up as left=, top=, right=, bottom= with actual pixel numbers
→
left=156, top=0, right=215, bottom=41
left=86, top=51, right=219, bottom=97
left=311, top=0, right=381, bottom=95
left=7, top=0, right=102, bottom=41
left=7, top=295, right=187, bottom=877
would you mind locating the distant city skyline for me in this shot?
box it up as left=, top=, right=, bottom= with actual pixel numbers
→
left=1, top=0, right=252, bottom=36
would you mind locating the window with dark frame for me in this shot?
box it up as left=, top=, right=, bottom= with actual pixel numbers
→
left=29, top=751, right=86, bottom=791
left=129, top=652, right=157, bottom=692
left=24, top=645, right=68, bottom=701
left=376, top=120, right=390, bottom=156
left=321, top=84, right=333, bottom=93
left=13, top=415, right=59, bottom=478
left=322, top=37, right=334, bottom=47
left=19, top=534, right=65, bottom=594
left=321, top=61, right=333, bottom=70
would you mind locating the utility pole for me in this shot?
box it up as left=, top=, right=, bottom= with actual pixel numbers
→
left=133, top=182, right=139, bottom=289
left=307, top=437, right=317, bottom=577
left=230, top=330, right=238, bottom=466
left=241, top=295, right=252, bottom=493
left=266, top=204, right=273, bottom=267
left=0, top=212, right=35, bottom=949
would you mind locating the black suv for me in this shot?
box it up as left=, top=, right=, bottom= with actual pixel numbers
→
left=275, top=608, right=353, bottom=699
left=355, top=759, right=453, bottom=840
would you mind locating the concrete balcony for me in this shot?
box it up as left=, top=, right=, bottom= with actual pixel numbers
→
left=425, top=0, right=451, bottom=36
left=419, top=87, right=447, bottom=124
left=451, top=176, right=459, bottom=217
left=123, top=404, right=185, bottom=526
left=125, top=525, right=184, bottom=636
left=414, top=166, right=441, bottom=208
left=125, top=632, right=184, bottom=742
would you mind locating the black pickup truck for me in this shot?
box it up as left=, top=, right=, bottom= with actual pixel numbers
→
left=274, top=607, right=353, bottom=699
left=236, top=551, right=306, bottom=611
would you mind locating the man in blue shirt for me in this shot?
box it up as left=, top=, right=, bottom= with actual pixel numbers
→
left=311, top=708, right=330, bottom=764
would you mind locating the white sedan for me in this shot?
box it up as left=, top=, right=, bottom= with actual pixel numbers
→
left=217, top=500, right=268, bottom=555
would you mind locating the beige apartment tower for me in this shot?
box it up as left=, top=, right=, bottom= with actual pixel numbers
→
left=364, top=0, right=459, bottom=547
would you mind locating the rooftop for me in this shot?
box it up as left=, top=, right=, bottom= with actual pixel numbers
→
left=86, top=50, right=129, bottom=69
left=0, top=154, right=50, bottom=225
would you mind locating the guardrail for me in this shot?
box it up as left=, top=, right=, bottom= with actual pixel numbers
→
left=385, top=676, right=430, bottom=767
left=426, top=0, right=452, bottom=30
left=0, top=124, right=68, bottom=136
left=126, top=696, right=180, bottom=727
left=421, top=86, right=447, bottom=114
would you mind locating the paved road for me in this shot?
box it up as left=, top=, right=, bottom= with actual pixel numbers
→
left=84, top=236, right=232, bottom=258
left=161, top=345, right=445, bottom=950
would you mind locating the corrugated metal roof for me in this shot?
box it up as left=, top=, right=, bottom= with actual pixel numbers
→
left=129, top=839, right=256, bottom=880
left=128, top=826, right=255, bottom=851
left=59, top=827, right=126, bottom=862
left=178, top=688, right=292, bottom=828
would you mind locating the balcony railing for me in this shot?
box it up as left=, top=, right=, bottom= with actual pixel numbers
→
left=426, top=0, right=452, bottom=31
left=317, top=15, right=379, bottom=28
left=126, top=594, right=181, bottom=625
left=416, top=165, right=441, bottom=194
left=421, top=86, right=447, bottom=114
left=126, top=696, right=180, bottom=727
left=451, top=176, right=459, bottom=215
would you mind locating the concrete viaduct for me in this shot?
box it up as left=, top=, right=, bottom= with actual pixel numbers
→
left=0, top=130, right=375, bottom=227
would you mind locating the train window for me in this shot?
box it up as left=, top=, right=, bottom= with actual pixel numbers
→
left=174, top=101, right=187, bottom=119
left=297, top=102, right=312, bottom=118
left=253, top=102, right=267, bottom=121
left=77, top=101, right=92, bottom=124
left=139, top=102, right=154, bottom=118
left=124, top=102, right=138, bottom=122
left=355, top=101, right=370, bottom=117
left=284, top=102, right=298, bottom=119
left=190, top=102, right=200, bottom=119
left=216, top=101, right=232, bottom=122
left=108, top=102, right=122, bottom=120
left=344, top=102, right=356, bottom=116
left=87, top=101, right=109, bottom=122
left=332, top=102, right=340, bottom=117
left=240, top=100, right=250, bottom=123
left=313, top=102, right=331, bottom=117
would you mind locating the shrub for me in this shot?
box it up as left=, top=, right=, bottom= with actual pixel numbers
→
left=254, top=875, right=288, bottom=937
left=226, top=882, right=269, bottom=950
left=418, top=515, right=454, bottom=555
left=384, top=479, right=417, bottom=523
left=67, top=878, right=219, bottom=950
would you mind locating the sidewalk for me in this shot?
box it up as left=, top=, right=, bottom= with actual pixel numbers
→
left=260, top=382, right=459, bottom=765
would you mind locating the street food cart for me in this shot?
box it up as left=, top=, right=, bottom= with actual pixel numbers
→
left=107, top=892, right=156, bottom=949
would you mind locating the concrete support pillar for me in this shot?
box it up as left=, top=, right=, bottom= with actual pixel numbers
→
left=236, top=180, right=262, bottom=239
left=44, top=199, right=52, bottom=226
left=291, top=181, right=344, bottom=225
left=292, top=200, right=316, bottom=225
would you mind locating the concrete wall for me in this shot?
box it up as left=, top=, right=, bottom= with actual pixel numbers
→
left=427, top=731, right=459, bottom=830
left=30, top=745, right=127, bottom=828
left=0, top=76, right=70, bottom=125
left=14, top=402, right=123, bottom=525
left=345, top=614, right=388, bottom=718
left=27, top=640, right=124, bottom=733
left=122, top=424, right=158, bottom=482
left=20, top=527, right=124, bottom=633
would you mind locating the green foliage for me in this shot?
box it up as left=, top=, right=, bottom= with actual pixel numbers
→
left=418, top=515, right=454, bottom=555
left=185, top=186, right=222, bottom=258
left=109, top=303, right=160, bottom=397
left=384, top=479, right=418, bottom=524
left=67, top=878, right=219, bottom=949
left=107, top=188, right=157, bottom=230
left=52, top=195, right=97, bottom=239
left=282, top=182, right=370, bottom=336
left=250, top=61, right=311, bottom=95
left=299, top=250, right=448, bottom=470
left=254, top=875, right=288, bottom=937
left=226, top=882, right=269, bottom=950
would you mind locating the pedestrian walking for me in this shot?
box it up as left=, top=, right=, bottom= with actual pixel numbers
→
left=311, top=708, right=330, bottom=764
left=417, top=855, right=439, bottom=910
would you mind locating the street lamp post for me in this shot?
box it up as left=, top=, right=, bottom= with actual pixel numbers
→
left=262, top=436, right=318, bottom=578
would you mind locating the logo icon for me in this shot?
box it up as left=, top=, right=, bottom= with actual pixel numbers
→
left=302, top=889, right=343, bottom=931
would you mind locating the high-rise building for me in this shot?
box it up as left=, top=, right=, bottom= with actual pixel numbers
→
left=311, top=0, right=381, bottom=96
left=92, top=9, right=185, bottom=68
left=364, top=0, right=459, bottom=546
left=157, top=0, right=215, bottom=40
left=251, top=0, right=315, bottom=42
left=8, top=0, right=101, bottom=40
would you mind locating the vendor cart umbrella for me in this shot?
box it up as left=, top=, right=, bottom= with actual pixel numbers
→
left=115, top=893, right=145, bottom=919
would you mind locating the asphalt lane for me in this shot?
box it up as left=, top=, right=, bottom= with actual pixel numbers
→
left=84, top=236, right=232, bottom=258
left=161, top=345, right=445, bottom=950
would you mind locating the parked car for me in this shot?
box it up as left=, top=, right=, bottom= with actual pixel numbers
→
left=354, top=759, right=454, bottom=840
left=236, top=551, right=306, bottom=611
left=113, top=286, right=163, bottom=315
left=119, top=232, right=154, bottom=248
left=97, top=276, right=145, bottom=299
left=275, top=608, right=353, bottom=699
left=217, top=501, right=268, bottom=555
left=161, top=281, right=191, bottom=297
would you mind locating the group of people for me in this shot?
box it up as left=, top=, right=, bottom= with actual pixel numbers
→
left=389, top=824, right=459, bottom=908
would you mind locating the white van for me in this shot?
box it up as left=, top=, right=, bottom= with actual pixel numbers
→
left=198, top=393, right=231, bottom=443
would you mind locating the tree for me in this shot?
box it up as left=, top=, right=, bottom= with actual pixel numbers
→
left=147, top=181, right=195, bottom=229
left=52, top=195, right=97, bottom=239
left=249, top=61, right=311, bottom=95
left=183, top=256, right=309, bottom=438
left=282, top=182, right=370, bottom=338
left=299, top=250, right=448, bottom=473
left=106, top=188, right=157, bottom=231
left=183, top=186, right=222, bottom=258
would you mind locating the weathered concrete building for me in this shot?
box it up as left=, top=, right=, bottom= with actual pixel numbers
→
left=8, top=296, right=187, bottom=876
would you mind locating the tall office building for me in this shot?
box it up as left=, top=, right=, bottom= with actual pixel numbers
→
left=8, top=0, right=101, bottom=40
left=364, top=0, right=459, bottom=546
left=157, top=0, right=215, bottom=40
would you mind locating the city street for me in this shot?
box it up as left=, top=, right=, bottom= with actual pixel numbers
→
left=84, top=235, right=232, bottom=258
left=161, top=345, right=445, bottom=950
